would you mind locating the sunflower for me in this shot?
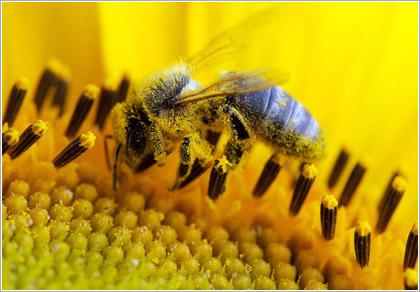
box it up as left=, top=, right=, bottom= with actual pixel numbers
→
left=2, top=2, right=418, bottom=290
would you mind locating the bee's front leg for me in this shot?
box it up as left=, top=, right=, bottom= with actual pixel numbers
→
left=171, top=132, right=213, bottom=191
left=149, top=124, right=166, bottom=166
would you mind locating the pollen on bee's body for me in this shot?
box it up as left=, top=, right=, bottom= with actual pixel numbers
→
left=339, top=162, right=366, bottom=207
left=354, top=221, right=371, bottom=268
left=65, top=85, right=99, bottom=138
left=53, top=132, right=96, bottom=168
left=2, top=125, right=20, bottom=155
left=404, top=223, right=418, bottom=270
left=289, top=163, right=317, bottom=215
left=3, top=78, right=28, bottom=127
left=8, top=120, right=47, bottom=159
left=376, top=175, right=406, bottom=233
left=253, top=154, right=282, bottom=198
left=320, top=194, right=338, bottom=240
left=328, top=148, right=349, bottom=189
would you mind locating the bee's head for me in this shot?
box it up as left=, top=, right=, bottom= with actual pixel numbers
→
left=111, top=101, right=151, bottom=168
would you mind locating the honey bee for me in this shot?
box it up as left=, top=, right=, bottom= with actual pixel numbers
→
left=110, top=12, right=325, bottom=199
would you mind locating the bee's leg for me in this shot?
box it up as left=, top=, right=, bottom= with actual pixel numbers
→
left=113, top=143, right=122, bottom=191
left=208, top=107, right=251, bottom=200
left=149, top=124, right=166, bottom=166
left=172, top=133, right=213, bottom=191
left=103, top=134, right=114, bottom=170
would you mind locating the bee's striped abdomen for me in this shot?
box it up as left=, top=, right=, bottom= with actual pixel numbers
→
left=233, top=86, right=324, bottom=160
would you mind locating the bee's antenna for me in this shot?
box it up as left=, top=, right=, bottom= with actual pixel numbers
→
left=113, top=143, right=122, bottom=191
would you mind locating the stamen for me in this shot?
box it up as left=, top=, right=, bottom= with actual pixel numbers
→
left=376, top=176, right=406, bottom=233
left=2, top=125, right=20, bottom=155
left=354, top=221, right=371, bottom=268
left=328, top=148, right=349, bottom=189
left=339, top=162, right=366, bottom=207
left=34, top=67, right=58, bottom=112
left=94, top=84, right=115, bottom=130
left=404, top=223, right=418, bottom=270
left=404, top=268, right=418, bottom=290
left=208, top=157, right=230, bottom=200
left=53, top=132, right=96, bottom=168
left=3, top=79, right=27, bottom=127
left=320, top=194, right=338, bottom=240
left=116, top=75, right=130, bottom=102
left=377, top=170, right=400, bottom=212
left=65, top=85, right=99, bottom=138
left=289, top=163, right=317, bottom=215
left=253, top=154, right=282, bottom=198
left=51, top=77, right=69, bottom=117
left=176, top=159, right=209, bottom=190
left=8, top=120, right=47, bottom=159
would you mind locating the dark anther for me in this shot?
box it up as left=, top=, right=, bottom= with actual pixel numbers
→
left=376, top=176, right=406, bottom=233
left=177, top=159, right=208, bottom=190
left=208, top=158, right=230, bottom=200
left=8, top=120, right=47, bottom=160
left=320, top=194, right=338, bottom=240
left=116, top=75, right=130, bottom=103
left=354, top=221, right=371, bottom=268
left=65, top=85, right=98, bottom=138
left=289, top=164, right=317, bottom=215
left=339, top=162, right=366, bottom=207
left=2, top=126, right=19, bottom=155
left=377, top=170, right=400, bottom=212
left=404, top=223, right=418, bottom=270
left=34, top=68, right=58, bottom=112
left=253, top=154, right=282, bottom=198
left=53, top=132, right=96, bottom=168
left=3, top=79, right=27, bottom=127
left=94, top=84, right=115, bottom=130
left=328, top=148, right=349, bottom=189
left=51, top=78, right=69, bottom=117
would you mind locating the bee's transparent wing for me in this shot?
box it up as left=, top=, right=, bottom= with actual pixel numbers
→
left=186, top=9, right=287, bottom=83
left=176, top=71, right=275, bottom=105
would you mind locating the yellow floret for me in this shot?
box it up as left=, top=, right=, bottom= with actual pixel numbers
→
left=28, top=191, right=51, bottom=209
left=114, top=210, right=138, bottom=229
left=75, top=183, right=98, bottom=202
left=7, top=180, right=30, bottom=198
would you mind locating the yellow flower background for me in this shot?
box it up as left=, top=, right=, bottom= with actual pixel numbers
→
left=2, top=2, right=418, bottom=290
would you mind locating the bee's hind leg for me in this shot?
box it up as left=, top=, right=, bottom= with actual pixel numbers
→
left=208, top=106, right=252, bottom=200
left=171, top=133, right=213, bottom=191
